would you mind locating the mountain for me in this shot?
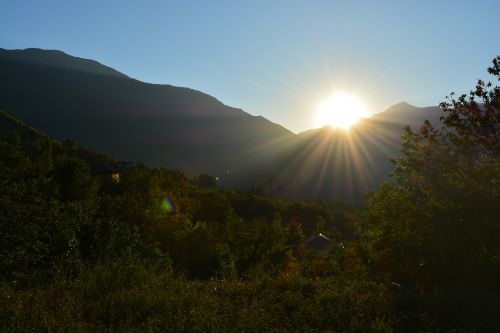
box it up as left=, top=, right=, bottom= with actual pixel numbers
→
left=0, top=48, right=444, bottom=201
left=0, top=48, right=293, bottom=184
left=369, top=101, right=442, bottom=127
left=0, top=48, right=128, bottom=79
left=266, top=113, right=432, bottom=201
left=267, top=102, right=443, bottom=201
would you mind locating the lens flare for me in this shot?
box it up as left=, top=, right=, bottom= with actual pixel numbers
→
left=158, top=196, right=175, bottom=214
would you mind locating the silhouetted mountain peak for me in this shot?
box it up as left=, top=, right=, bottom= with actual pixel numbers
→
left=0, top=47, right=129, bottom=79
left=370, top=101, right=442, bottom=127
left=0, top=48, right=445, bottom=202
left=388, top=101, right=414, bottom=109
left=0, top=47, right=295, bottom=179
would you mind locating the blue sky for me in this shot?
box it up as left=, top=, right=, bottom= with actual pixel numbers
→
left=1, top=0, right=499, bottom=132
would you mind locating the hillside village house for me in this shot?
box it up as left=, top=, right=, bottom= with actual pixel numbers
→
left=305, top=233, right=333, bottom=253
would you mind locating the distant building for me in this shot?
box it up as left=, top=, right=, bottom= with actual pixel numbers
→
left=305, top=233, right=333, bottom=253
left=91, top=163, right=121, bottom=183
left=111, top=172, right=120, bottom=183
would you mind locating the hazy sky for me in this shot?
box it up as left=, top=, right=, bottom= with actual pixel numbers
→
left=1, top=0, right=499, bottom=132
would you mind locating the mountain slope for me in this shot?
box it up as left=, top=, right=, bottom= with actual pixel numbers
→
left=369, top=101, right=442, bottom=127
left=0, top=48, right=128, bottom=79
left=0, top=48, right=293, bottom=182
left=0, top=48, right=444, bottom=201
left=0, top=109, right=116, bottom=170
left=263, top=105, right=443, bottom=201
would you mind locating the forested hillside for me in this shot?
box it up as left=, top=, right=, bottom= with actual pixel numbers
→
left=0, top=48, right=444, bottom=202
left=1, top=56, right=499, bottom=331
left=0, top=48, right=293, bottom=182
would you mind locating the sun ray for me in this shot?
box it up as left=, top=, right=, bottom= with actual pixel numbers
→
left=316, top=91, right=368, bottom=129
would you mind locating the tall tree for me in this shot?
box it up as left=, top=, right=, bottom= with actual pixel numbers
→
left=360, top=56, right=500, bottom=290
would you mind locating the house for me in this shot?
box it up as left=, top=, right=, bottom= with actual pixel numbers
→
left=305, top=233, right=333, bottom=253
left=90, top=163, right=121, bottom=183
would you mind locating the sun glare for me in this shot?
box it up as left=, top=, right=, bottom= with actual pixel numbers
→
left=316, top=91, right=368, bottom=130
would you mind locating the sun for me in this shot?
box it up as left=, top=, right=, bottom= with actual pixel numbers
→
left=316, top=91, right=368, bottom=129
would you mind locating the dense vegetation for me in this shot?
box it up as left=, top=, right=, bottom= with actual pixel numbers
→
left=1, top=57, right=499, bottom=332
left=1, top=48, right=443, bottom=203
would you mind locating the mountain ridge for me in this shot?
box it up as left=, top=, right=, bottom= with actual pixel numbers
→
left=0, top=47, right=294, bottom=180
left=0, top=47, right=444, bottom=201
left=0, top=47, right=130, bottom=79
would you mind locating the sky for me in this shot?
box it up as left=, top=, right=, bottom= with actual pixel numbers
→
left=1, top=0, right=499, bottom=133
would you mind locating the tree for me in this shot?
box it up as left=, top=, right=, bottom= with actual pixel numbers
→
left=360, top=56, right=500, bottom=290
left=53, top=156, right=97, bottom=201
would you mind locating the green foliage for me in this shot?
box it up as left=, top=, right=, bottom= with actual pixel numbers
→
left=53, top=155, right=98, bottom=201
left=0, top=112, right=371, bottom=331
left=2, top=56, right=499, bottom=332
left=1, top=261, right=398, bottom=332
left=359, top=57, right=500, bottom=330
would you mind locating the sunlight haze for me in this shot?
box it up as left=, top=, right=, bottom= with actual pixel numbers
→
left=315, top=91, right=369, bottom=129
left=1, top=0, right=498, bottom=133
